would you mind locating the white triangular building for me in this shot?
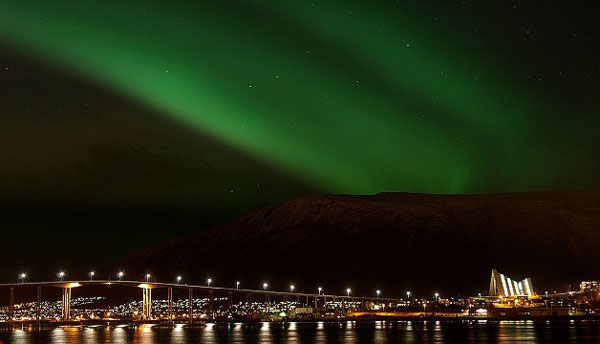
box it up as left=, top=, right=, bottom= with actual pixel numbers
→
left=489, top=269, right=535, bottom=297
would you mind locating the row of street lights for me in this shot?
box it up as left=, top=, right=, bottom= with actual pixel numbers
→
left=21, top=272, right=444, bottom=299
left=18, top=271, right=393, bottom=298
left=17, top=272, right=442, bottom=301
left=19, top=271, right=446, bottom=300
left=17, top=271, right=128, bottom=283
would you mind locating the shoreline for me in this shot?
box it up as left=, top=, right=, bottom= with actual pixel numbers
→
left=1, top=315, right=599, bottom=330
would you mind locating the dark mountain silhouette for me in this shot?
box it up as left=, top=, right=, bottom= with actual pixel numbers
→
left=123, top=191, right=600, bottom=297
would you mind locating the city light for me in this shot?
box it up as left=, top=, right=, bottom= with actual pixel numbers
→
left=3, top=270, right=597, bottom=323
left=117, top=271, right=124, bottom=280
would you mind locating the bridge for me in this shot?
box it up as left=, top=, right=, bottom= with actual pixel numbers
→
left=1, top=280, right=399, bottom=323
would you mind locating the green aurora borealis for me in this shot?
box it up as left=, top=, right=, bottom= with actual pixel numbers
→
left=2, top=1, right=599, bottom=195
left=1, top=0, right=599, bottom=278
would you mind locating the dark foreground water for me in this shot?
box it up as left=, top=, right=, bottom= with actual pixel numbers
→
left=1, top=320, right=599, bottom=343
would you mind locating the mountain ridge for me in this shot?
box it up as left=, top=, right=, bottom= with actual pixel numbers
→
left=123, top=191, right=600, bottom=296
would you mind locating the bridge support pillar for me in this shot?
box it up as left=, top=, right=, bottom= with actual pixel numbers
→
left=314, top=296, right=318, bottom=308
left=208, top=290, right=214, bottom=320
left=246, top=293, right=251, bottom=303
left=168, top=287, right=173, bottom=322
left=9, top=287, right=14, bottom=321
left=305, top=295, right=309, bottom=307
left=188, top=288, right=193, bottom=323
left=228, top=291, right=233, bottom=308
left=37, top=286, right=42, bottom=324
left=62, top=287, right=72, bottom=321
left=265, top=294, right=271, bottom=314
left=141, top=287, right=151, bottom=320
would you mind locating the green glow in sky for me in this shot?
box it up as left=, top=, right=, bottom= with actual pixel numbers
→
left=2, top=1, right=596, bottom=194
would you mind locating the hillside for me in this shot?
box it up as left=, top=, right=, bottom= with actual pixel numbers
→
left=123, top=191, right=600, bottom=296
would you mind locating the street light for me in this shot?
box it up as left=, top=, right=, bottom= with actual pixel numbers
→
left=263, top=283, right=268, bottom=290
left=117, top=271, right=124, bottom=280
left=406, top=291, right=411, bottom=299
left=207, top=278, right=212, bottom=287
left=346, top=288, right=351, bottom=297
left=58, top=271, right=65, bottom=281
left=236, top=281, right=240, bottom=289
left=145, top=274, right=151, bottom=282
left=290, top=285, right=295, bottom=292
left=19, top=273, right=26, bottom=283
left=434, top=293, right=439, bottom=299
left=376, top=290, right=381, bottom=298
left=177, top=276, right=182, bottom=284
left=318, top=287, right=322, bottom=295
left=89, top=271, right=95, bottom=281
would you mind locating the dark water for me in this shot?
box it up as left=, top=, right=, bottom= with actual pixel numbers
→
left=1, top=320, right=599, bottom=343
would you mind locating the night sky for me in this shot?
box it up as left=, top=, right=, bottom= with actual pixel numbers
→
left=1, top=1, right=599, bottom=278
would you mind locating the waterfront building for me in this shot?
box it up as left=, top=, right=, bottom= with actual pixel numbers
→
left=488, top=269, right=535, bottom=297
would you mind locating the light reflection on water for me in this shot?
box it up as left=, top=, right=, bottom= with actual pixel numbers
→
left=1, top=320, right=599, bottom=343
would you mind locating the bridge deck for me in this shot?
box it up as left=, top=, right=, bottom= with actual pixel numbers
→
left=0, top=280, right=399, bottom=301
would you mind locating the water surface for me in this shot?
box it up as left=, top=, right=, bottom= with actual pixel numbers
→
left=1, top=320, right=598, bottom=343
